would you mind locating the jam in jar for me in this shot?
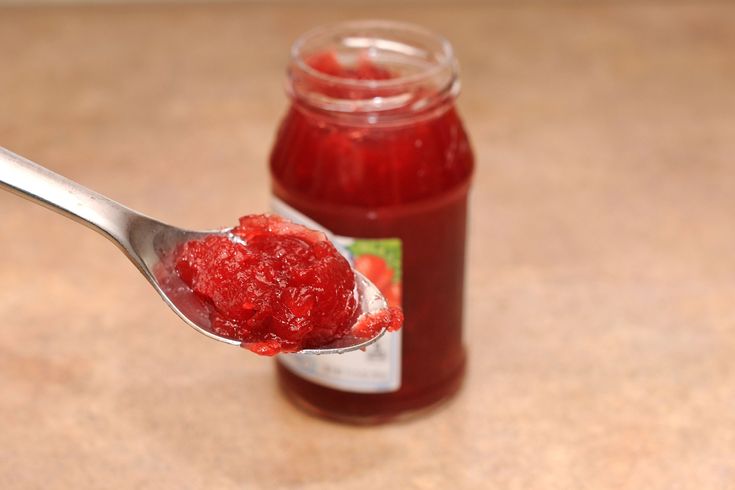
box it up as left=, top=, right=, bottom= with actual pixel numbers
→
left=269, top=21, right=474, bottom=423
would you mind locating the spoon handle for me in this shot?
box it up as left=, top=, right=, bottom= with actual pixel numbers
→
left=0, top=147, right=139, bottom=247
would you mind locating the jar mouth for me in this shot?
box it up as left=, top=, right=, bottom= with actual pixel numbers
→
left=288, top=20, right=459, bottom=116
left=291, top=20, right=456, bottom=89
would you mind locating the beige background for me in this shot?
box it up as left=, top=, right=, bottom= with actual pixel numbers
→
left=0, top=0, right=714, bottom=5
left=2, top=0, right=503, bottom=6
left=1, top=2, right=735, bottom=489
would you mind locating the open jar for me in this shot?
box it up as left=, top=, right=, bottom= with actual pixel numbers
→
left=269, top=21, right=474, bottom=423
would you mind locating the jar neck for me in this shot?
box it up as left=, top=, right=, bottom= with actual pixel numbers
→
left=287, top=77, right=460, bottom=127
left=285, top=21, right=461, bottom=127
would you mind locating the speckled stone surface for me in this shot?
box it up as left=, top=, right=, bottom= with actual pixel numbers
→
left=1, top=3, right=734, bottom=489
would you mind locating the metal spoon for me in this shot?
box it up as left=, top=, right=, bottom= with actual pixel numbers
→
left=0, top=147, right=388, bottom=354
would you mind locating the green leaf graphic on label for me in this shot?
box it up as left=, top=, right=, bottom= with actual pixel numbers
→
left=347, top=239, right=402, bottom=283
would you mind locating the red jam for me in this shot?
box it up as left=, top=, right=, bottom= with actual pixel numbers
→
left=271, top=23, right=473, bottom=422
left=352, top=307, right=403, bottom=339
left=173, top=214, right=390, bottom=356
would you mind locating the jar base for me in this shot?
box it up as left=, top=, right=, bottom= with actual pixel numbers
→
left=276, top=356, right=466, bottom=425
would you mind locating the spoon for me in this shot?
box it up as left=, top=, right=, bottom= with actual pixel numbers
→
left=0, top=147, right=388, bottom=354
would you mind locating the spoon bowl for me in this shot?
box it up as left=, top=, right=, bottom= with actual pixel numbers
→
left=0, top=147, right=388, bottom=354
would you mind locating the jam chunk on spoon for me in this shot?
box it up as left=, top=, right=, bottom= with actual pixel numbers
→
left=173, top=214, right=401, bottom=355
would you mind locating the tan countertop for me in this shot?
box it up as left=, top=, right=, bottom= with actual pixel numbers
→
left=1, top=3, right=735, bottom=489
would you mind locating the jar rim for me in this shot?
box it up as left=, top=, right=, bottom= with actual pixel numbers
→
left=290, top=20, right=456, bottom=90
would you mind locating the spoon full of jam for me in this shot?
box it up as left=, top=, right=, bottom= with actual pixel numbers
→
left=0, top=147, right=402, bottom=355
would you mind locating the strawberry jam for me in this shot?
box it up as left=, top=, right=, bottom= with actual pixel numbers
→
left=270, top=22, right=474, bottom=422
left=173, top=215, right=365, bottom=356
left=352, top=307, right=404, bottom=340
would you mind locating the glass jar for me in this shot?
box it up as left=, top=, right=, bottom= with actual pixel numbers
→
left=269, top=21, right=474, bottom=423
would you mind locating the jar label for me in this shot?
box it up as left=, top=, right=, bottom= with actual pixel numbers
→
left=272, top=198, right=402, bottom=393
